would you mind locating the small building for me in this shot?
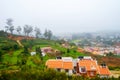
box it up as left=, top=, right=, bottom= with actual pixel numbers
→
left=30, top=52, right=36, bottom=56
left=41, top=47, right=53, bottom=53
left=41, top=52, right=46, bottom=56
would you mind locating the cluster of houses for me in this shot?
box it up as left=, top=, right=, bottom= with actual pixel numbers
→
left=78, top=47, right=120, bottom=56
left=46, top=56, right=111, bottom=78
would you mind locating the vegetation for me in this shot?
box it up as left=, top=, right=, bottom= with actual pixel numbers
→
left=0, top=30, right=120, bottom=79
left=0, top=69, right=120, bottom=80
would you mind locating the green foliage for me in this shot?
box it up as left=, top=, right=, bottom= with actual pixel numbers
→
left=109, top=66, right=120, bottom=70
left=67, top=48, right=70, bottom=53
left=0, top=69, right=119, bottom=80
left=0, top=39, right=19, bottom=51
left=35, top=46, right=42, bottom=55
left=23, top=46, right=29, bottom=55
left=0, top=69, right=67, bottom=80
left=13, top=44, right=19, bottom=50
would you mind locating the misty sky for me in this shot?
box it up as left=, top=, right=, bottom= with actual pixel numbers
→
left=0, top=0, right=120, bottom=34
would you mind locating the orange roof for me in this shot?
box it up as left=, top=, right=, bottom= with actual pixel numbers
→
left=78, top=59, right=98, bottom=71
left=46, top=59, right=63, bottom=68
left=46, top=59, right=73, bottom=69
left=98, top=66, right=111, bottom=75
left=78, top=59, right=111, bottom=75
left=63, top=61, right=73, bottom=69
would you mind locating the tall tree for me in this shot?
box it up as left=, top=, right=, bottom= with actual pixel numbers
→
left=35, top=46, right=42, bottom=56
left=44, top=29, right=48, bottom=39
left=35, top=46, right=42, bottom=60
left=16, top=26, right=22, bottom=35
left=34, top=27, right=41, bottom=38
left=24, top=25, right=33, bottom=36
left=5, top=18, right=14, bottom=34
left=47, top=30, right=53, bottom=40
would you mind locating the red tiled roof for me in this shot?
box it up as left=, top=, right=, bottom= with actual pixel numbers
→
left=63, top=61, right=73, bottom=69
left=46, top=59, right=73, bottom=69
left=78, top=59, right=98, bottom=71
left=46, top=59, right=63, bottom=68
left=46, top=58, right=111, bottom=76
left=78, top=59, right=111, bottom=75
left=98, top=66, right=111, bottom=75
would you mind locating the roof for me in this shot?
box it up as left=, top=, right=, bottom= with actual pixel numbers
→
left=46, top=57, right=111, bottom=76
left=41, top=47, right=52, bottom=50
left=98, top=66, right=111, bottom=75
left=78, top=59, right=111, bottom=75
left=46, top=59, right=73, bottom=69
left=63, top=61, right=73, bottom=69
left=46, top=59, right=63, bottom=68
left=78, top=59, right=98, bottom=71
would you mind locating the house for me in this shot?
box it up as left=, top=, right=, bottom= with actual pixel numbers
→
left=98, top=65, right=111, bottom=78
left=41, top=52, right=46, bottom=56
left=77, top=56, right=98, bottom=77
left=41, top=47, right=60, bottom=55
left=46, top=56, right=111, bottom=78
left=46, top=57, right=74, bottom=75
left=30, top=52, right=36, bottom=56
left=77, top=56, right=111, bottom=77
left=41, top=47, right=53, bottom=53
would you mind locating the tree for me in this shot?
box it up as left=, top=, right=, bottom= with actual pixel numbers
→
left=24, top=25, right=33, bottom=36
left=47, top=30, right=53, bottom=40
left=44, top=29, right=53, bottom=40
left=0, top=50, right=3, bottom=62
left=44, top=29, right=48, bottom=39
left=23, top=46, right=29, bottom=55
left=34, top=27, right=41, bottom=38
left=5, top=18, right=14, bottom=34
left=16, top=26, right=22, bottom=35
left=67, top=48, right=70, bottom=53
left=35, top=46, right=42, bottom=60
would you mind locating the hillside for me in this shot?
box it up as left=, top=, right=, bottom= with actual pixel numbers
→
left=0, top=32, right=120, bottom=79
left=0, top=32, right=120, bottom=69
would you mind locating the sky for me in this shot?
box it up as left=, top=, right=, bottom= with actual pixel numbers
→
left=0, top=0, right=120, bottom=34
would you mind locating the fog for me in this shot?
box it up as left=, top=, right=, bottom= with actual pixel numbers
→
left=0, top=0, right=120, bottom=34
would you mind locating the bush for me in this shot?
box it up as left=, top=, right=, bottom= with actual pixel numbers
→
left=13, top=44, right=19, bottom=50
left=0, top=69, right=67, bottom=80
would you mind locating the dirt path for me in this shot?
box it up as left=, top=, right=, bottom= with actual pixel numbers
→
left=16, top=40, right=24, bottom=47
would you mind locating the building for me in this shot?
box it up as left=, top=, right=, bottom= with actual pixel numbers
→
left=46, top=56, right=111, bottom=78
left=46, top=57, right=73, bottom=75
left=41, top=47, right=53, bottom=54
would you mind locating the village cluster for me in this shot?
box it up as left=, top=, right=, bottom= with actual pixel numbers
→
left=46, top=56, right=111, bottom=78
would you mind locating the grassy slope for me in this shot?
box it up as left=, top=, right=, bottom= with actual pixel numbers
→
left=1, top=38, right=86, bottom=70
left=1, top=38, right=120, bottom=71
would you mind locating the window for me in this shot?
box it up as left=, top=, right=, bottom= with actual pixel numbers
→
left=57, top=68, right=61, bottom=72
left=80, top=67, right=86, bottom=73
left=65, top=69, right=69, bottom=72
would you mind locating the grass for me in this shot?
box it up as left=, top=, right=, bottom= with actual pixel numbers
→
left=63, top=52, right=86, bottom=58
left=2, top=49, right=22, bottom=64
